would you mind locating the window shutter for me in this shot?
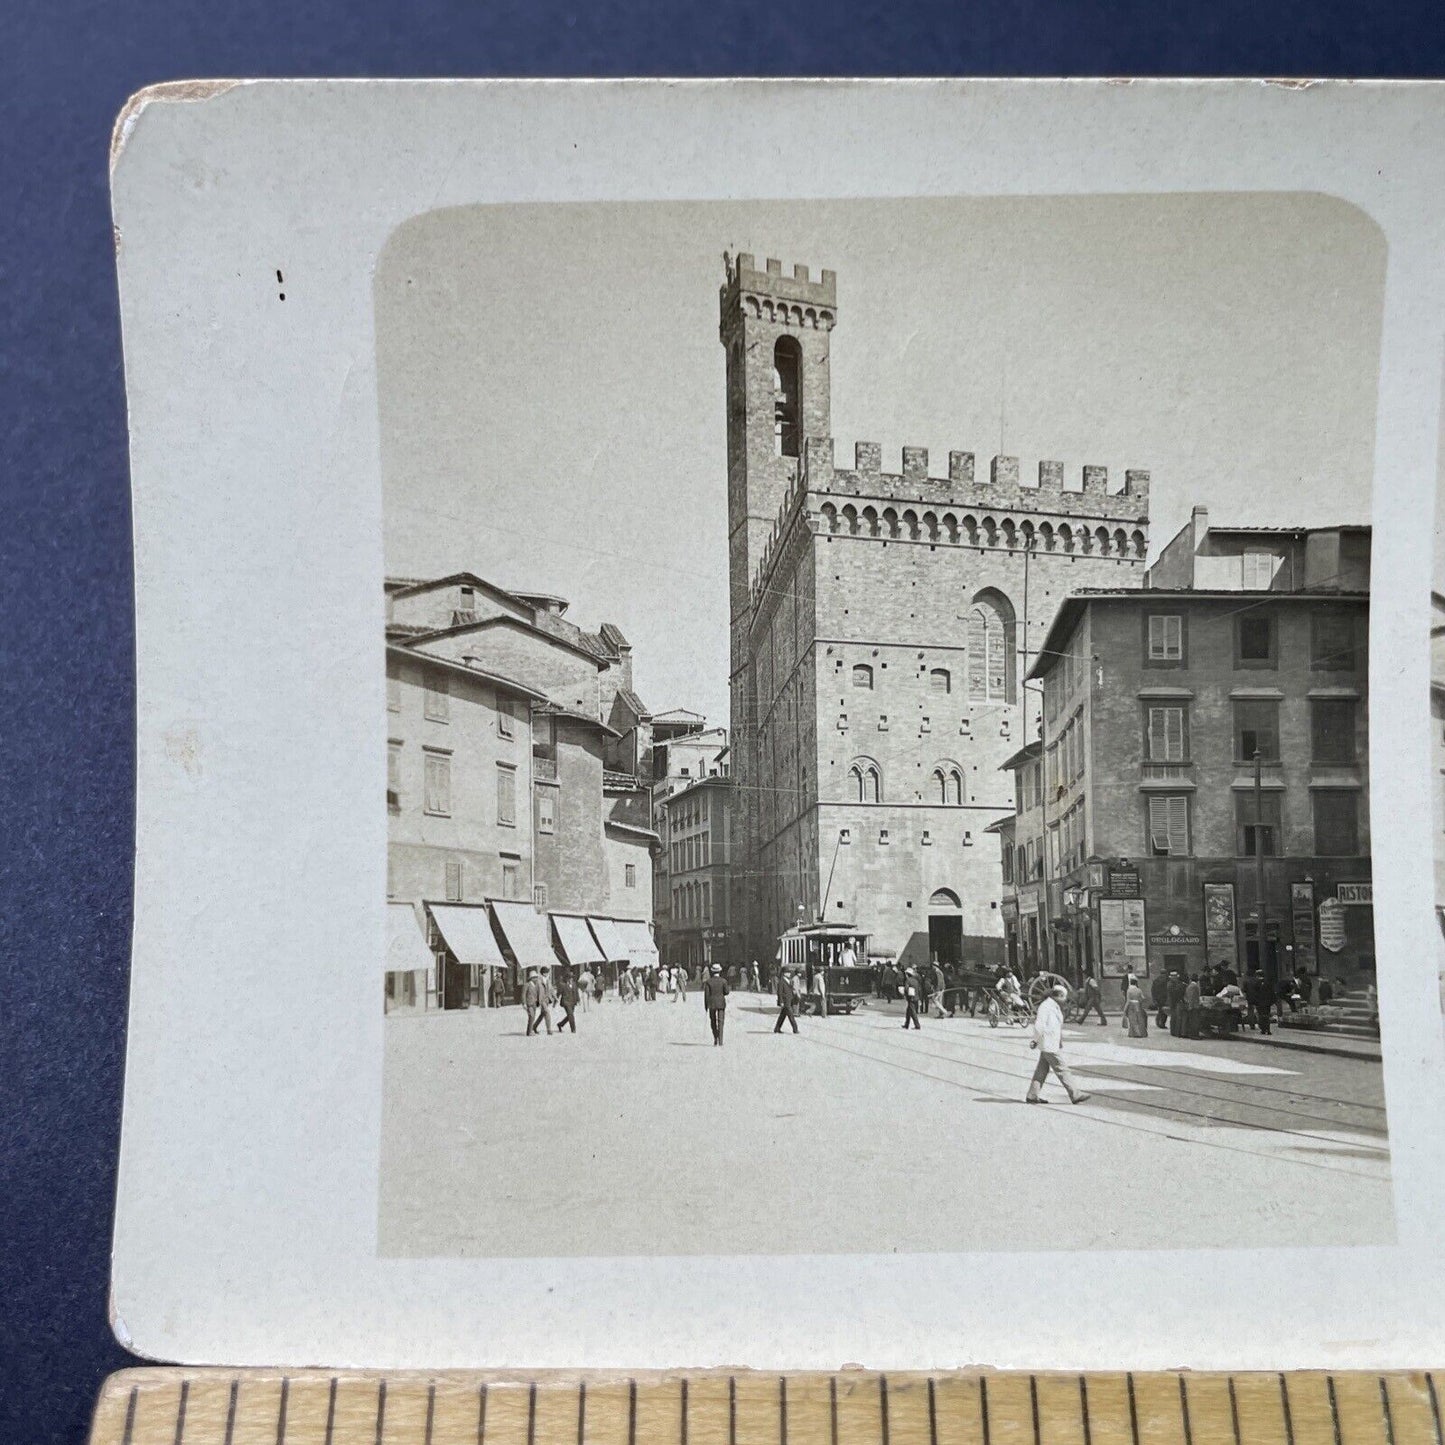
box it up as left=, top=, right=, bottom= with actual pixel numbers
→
left=445, top=856, right=463, bottom=902
left=1149, top=796, right=1171, bottom=852
left=1167, top=796, right=1189, bottom=855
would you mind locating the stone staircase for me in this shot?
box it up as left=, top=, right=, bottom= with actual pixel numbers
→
left=1278, top=986, right=1380, bottom=1041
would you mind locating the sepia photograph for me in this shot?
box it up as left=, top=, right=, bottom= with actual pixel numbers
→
left=375, top=193, right=1388, bottom=1257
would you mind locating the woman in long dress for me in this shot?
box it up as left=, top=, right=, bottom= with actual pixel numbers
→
left=1123, top=980, right=1149, bottom=1038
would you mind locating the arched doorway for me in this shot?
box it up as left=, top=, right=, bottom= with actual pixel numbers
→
left=928, top=888, right=963, bottom=967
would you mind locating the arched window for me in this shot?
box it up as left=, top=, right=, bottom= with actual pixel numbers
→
left=931, top=764, right=964, bottom=805
left=851, top=663, right=874, bottom=690
left=929, top=667, right=951, bottom=694
left=773, top=336, right=802, bottom=458
left=966, top=589, right=1017, bottom=703
left=847, top=758, right=882, bottom=803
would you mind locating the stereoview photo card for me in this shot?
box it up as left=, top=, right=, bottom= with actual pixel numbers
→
left=111, top=79, right=1445, bottom=1370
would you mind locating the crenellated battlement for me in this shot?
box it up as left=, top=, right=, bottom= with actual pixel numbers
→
left=719, top=253, right=837, bottom=333
left=746, top=435, right=1152, bottom=612
left=801, top=438, right=1150, bottom=520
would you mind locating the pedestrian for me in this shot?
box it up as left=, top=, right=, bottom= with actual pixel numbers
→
left=1151, top=971, right=1170, bottom=1030
left=676, top=964, right=688, bottom=1002
left=811, top=964, right=828, bottom=1017
left=1078, top=971, right=1107, bottom=1025
left=902, top=967, right=922, bottom=1030
left=593, top=969, right=605, bottom=1005
left=1026, top=983, right=1092, bottom=1105
left=1317, top=975, right=1334, bottom=1006
left=577, top=967, right=593, bottom=1013
left=1245, top=971, right=1271, bottom=1034
left=774, top=969, right=800, bottom=1034
left=703, top=962, right=730, bottom=1045
left=1123, top=978, right=1149, bottom=1038
left=751, top=960, right=762, bottom=992
left=930, top=960, right=949, bottom=1018
left=1183, top=974, right=1202, bottom=1039
left=557, top=969, right=579, bottom=1033
left=1167, top=970, right=1186, bottom=1037
left=524, top=967, right=554, bottom=1036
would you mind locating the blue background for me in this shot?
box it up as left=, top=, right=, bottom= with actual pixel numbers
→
left=2, top=2, right=1442, bottom=1440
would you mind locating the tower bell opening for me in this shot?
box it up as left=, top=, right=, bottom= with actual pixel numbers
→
left=773, top=336, right=802, bottom=458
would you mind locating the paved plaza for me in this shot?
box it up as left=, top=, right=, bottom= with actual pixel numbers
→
left=377, top=993, right=1393, bottom=1258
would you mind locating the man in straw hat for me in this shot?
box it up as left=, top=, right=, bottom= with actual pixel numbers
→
left=702, top=962, right=731, bottom=1046
left=1026, top=982, right=1091, bottom=1105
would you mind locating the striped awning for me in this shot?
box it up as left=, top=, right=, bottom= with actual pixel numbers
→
left=428, top=904, right=506, bottom=968
left=386, top=903, right=433, bottom=976
left=587, top=916, right=630, bottom=963
left=552, top=913, right=605, bottom=966
left=490, top=900, right=562, bottom=970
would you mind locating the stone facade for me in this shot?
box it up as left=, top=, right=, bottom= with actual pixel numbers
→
left=1003, top=522, right=1373, bottom=988
left=720, top=254, right=1152, bottom=967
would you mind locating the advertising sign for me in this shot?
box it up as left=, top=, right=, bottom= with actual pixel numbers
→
left=1337, top=883, right=1372, bottom=905
left=1202, top=882, right=1238, bottom=969
left=1290, top=881, right=1317, bottom=972
left=1106, top=867, right=1142, bottom=899
left=1318, top=897, right=1347, bottom=953
left=1100, top=898, right=1148, bottom=976
left=1148, top=927, right=1201, bottom=946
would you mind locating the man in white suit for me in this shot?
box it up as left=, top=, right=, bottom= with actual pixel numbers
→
left=1025, top=983, right=1092, bottom=1105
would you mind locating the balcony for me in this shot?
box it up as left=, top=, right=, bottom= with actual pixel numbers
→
left=533, top=747, right=558, bottom=782
left=1140, top=761, right=1196, bottom=787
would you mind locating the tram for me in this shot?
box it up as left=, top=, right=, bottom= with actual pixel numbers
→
left=776, top=921, right=874, bottom=1015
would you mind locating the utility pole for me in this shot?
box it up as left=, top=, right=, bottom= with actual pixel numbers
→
left=1254, top=748, right=1273, bottom=990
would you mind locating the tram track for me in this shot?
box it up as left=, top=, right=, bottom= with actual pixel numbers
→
left=800, top=1014, right=1390, bottom=1182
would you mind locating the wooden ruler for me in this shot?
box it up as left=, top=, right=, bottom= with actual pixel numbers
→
left=90, top=1370, right=1445, bottom=1445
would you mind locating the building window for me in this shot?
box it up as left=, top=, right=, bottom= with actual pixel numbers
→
left=626, top=863, right=637, bottom=889
left=1312, top=699, right=1357, bottom=763
left=966, top=591, right=1016, bottom=702
left=1234, top=699, right=1280, bottom=763
left=851, top=664, right=874, bottom=689
left=773, top=336, right=802, bottom=459
left=1311, top=609, right=1359, bottom=672
left=1242, top=551, right=1277, bottom=589
left=1145, top=614, right=1184, bottom=666
left=1235, top=793, right=1282, bottom=856
left=1001, top=847, right=1013, bottom=884
left=533, top=883, right=548, bottom=909
left=921, top=716, right=932, bottom=734
left=1145, top=705, right=1188, bottom=762
left=424, top=673, right=450, bottom=722
left=386, top=674, right=401, bottom=713
left=847, top=758, right=882, bottom=803
left=930, top=668, right=951, bottom=694
left=1313, top=791, right=1359, bottom=855
left=501, top=856, right=521, bottom=899
left=387, top=741, right=402, bottom=812
left=702, top=881, right=711, bottom=919
left=497, top=764, right=517, bottom=826
left=535, top=786, right=556, bottom=835
left=878, top=714, right=889, bottom=731
left=929, top=765, right=963, bottom=805
left=1015, top=844, right=1026, bottom=880
left=444, top=856, right=463, bottom=901
left=1235, top=611, right=1277, bottom=668
left=879, top=829, right=890, bottom=844
left=498, top=699, right=517, bottom=739
left=1147, top=795, right=1191, bottom=856
left=423, top=750, right=451, bottom=816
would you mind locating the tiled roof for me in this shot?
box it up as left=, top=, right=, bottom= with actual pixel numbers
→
left=603, top=769, right=645, bottom=791
left=614, top=688, right=650, bottom=719
left=598, top=622, right=629, bottom=651
left=535, top=700, right=621, bottom=738
left=385, top=622, right=432, bottom=638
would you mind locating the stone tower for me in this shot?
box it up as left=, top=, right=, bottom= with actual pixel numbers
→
left=718, top=255, right=1154, bottom=970
left=719, top=255, right=838, bottom=958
